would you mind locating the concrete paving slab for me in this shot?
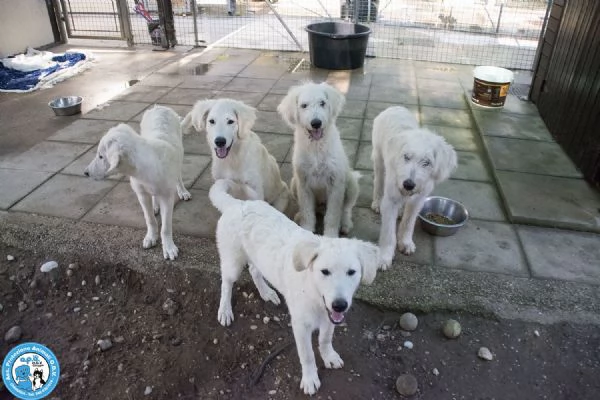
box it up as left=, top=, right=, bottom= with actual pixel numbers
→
left=131, top=104, right=192, bottom=122
left=172, top=189, right=220, bottom=238
left=238, top=65, right=288, bottom=80
left=191, top=164, right=213, bottom=191
left=356, top=169, right=374, bottom=208
left=177, top=75, right=234, bottom=90
left=158, top=88, right=215, bottom=105
left=211, top=90, right=266, bottom=107
left=518, top=226, right=600, bottom=285
left=84, top=101, right=149, bottom=122
left=343, top=84, right=371, bottom=101
left=270, top=78, right=304, bottom=95
left=182, top=154, right=212, bottom=188
left=255, top=133, right=293, bottom=163
left=421, top=106, right=473, bottom=129
left=279, top=162, right=293, bottom=186
left=419, top=89, right=468, bottom=109
left=351, top=206, right=434, bottom=265
left=257, top=94, right=285, bottom=111
left=0, top=169, right=52, bottom=210
left=417, top=77, right=463, bottom=92
left=434, top=180, right=506, bottom=222
left=47, top=119, right=120, bottom=144
left=453, top=151, right=492, bottom=182
left=82, top=182, right=145, bottom=228
left=340, top=100, right=367, bottom=119
left=61, top=146, right=123, bottom=181
left=222, top=77, right=277, bottom=93
left=496, top=171, right=600, bottom=233
left=343, top=140, right=359, bottom=168
left=114, top=85, right=173, bottom=102
left=254, top=110, right=291, bottom=134
left=138, top=73, right=185, bottom=87
left=473, top=111, right=554, bottom=141
left=485, top=137, right=582, bottom=178
left=183, top=132, right=210, bottom=155
left=366, top=102, right=419, bottom=121
left=368, top=86, right=419, bottom=105
left=12, top=174, right=117, bottom=219
left=425, top=125, right=479, bottom=152
left=493, top=95, right=539, bottom=115
left=337, top=117, right=364, bottom=140
left=355, top=142, right=372, bottom=170
left=362, top=118, right=373, bottom=141
left=434, top=219, right=528, bottom=276
left=371, top=73, right=416, bottom=90
left=0, top=141, right=92, bottom=173
left=203, top=63, right=249, bottom=77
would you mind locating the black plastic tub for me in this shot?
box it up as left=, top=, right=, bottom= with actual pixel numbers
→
left=305, top=22, right=371, bottom=70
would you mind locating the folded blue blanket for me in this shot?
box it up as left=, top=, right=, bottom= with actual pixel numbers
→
left=0, top=52, right=87, bottom=92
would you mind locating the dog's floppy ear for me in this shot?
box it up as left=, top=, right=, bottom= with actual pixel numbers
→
left=278, top=85, right=302, bottom=128
left=104, top=137, right=122, bottom=176
left=292, top=239, right=320, bottom=272
left=233, top=100, right=257, bottom=139
left=355, top=240, right=381, bottom=285
left=321, top=82, right=346, bottom=119
left=432, top=136, right=458, bottom=183
left=190, top=99, right=215, bottom=133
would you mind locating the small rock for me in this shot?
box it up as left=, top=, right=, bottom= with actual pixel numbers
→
left=250, top=325, right=258, bottom=330
left=162, top=298, right=179, bottom=316
left=144, top=386, right=152, bottom=396
left=0, top=303, right=3, bottom=312
left=68, top=263, right=79, bottom=270
left=478, top=347, right=493, bottom=361
left=4, top=325, right=22, bottom=343
left=29, top=279, right=37, bottom=289
left=40, top=261, right=58, bottom=273
left=534, top=330, right=540, bottom=337
left=7, top=255, right=15, bottom=261
left=73, top=307, right=81, bottom=313
left=108, top=296, right=114, bottom=303
left=399, top=313, right=418, bottom=331
left=66, top=269, right=74, bottom=277
left=170, top=337, right=182, bottom=346
left=400, top=330, right=412, bottom=337
left=396, top=374, right=418, bottom=396
left=113, top=336, right=125, bottom=343
left=97, top=339, right=113, bottom=352
left=94, top=275, right=101, bottom=286
left=67, top=292, right=73, bottom=297
left=263, top=316, right=270, bottom=324
left=213, top=338, right=219, bottom=345
left=18, top=301, right=28, bottom=312
left=442, top=319, right=462, bottom=339
left=268, top=390, right=277, bottom=395
left=403, top=341, right=414, bottom=349
left=273, top=316, right=280, bottom=322
left=376, top=333, right=386, bottom=341
left=248, top=345, right=255, bottom=351
left=383, top=324, right=391, bottom=330
left=92, top=297, right=100, bottom=302
left=117, top=363, right=124, bottom=372
left=83, top=360, right=91, bottom=367
left=35, top=300, right=44, bottom=307
left=432, top=368, right=439, bottom=376
left=80, top=319, right=87, bottom=325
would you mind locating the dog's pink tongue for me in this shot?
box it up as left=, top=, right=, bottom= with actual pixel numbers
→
left=215, top=147, right=228, bottom=159
left=310, top=128, right=324, bottom=140
left=330, top=311, right=345, bottom=324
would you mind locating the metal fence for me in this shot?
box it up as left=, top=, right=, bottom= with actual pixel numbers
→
left=66, top=0, right=552, bottom=70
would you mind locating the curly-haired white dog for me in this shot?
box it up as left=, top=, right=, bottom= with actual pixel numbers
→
left=278, top=82, right=360, bottom=237
left=209, top=178, right=380, bottom=395
left=371, top=106, right=457, bottom=268
left=182, top=98, right=289, bottom=212
left=84, top=105, right=191, bottom=260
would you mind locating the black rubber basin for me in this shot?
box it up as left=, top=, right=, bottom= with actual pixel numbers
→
left=305, top=22, right=371, bottom=70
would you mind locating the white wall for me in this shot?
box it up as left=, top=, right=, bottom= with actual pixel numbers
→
left=0, top=0, right=55, bottom=57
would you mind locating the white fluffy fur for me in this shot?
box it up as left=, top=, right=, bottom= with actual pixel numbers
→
left=209, top=179, right=380, bottom=395
left=182, top=98, right=289, bottom=212
left=84, top=105, right=190, bottom=260
left=278, top=82, right=360, bottom=237
left=371, top=106, right=457, bottom=268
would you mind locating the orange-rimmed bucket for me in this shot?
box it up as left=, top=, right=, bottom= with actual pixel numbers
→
left=471, top=66, right=514, bottom=108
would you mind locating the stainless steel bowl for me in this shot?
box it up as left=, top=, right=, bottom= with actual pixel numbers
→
left=418, top=196, right=469, bottom=236
left=48, top=96, right=83, bottom=116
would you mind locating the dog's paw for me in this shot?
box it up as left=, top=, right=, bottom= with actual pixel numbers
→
left=370, top=199, right=381, bottom=214
left=321, top=350, right=344, bottom=369
left=300, top=371, right=321, bottom=396
left=379, top=259, right=391, bottom=271
left=143, top=234, right=158, bottom=249
left=178, top=189, right=192, bottom=201
left=218, top=306, right=234, bottom=327
left=340, top=219, right=353, bottom=236
left=399, top=240, right=416, bottom=255
left=162, top=241, right=179, bottom=260
left=379, top=247, right=394, bottom=270
left=260, top=288, right=281, bottom=306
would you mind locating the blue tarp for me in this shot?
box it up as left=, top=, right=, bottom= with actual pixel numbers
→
left=0, top=52, right=87, bottom=92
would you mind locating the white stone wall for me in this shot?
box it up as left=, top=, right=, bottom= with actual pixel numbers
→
left=0, top=0, right=55, bottom=57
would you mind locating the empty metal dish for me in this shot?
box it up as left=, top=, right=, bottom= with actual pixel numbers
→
left=418, top=196, right=469, bottom=236
left=49, top=96, right=83, bottom=116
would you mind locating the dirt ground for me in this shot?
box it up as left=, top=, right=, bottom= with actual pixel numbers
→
left=1, top=245, right=599, bottom=400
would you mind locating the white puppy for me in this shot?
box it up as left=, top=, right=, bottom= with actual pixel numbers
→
left=182, top=98, right=289, bottom=212
left=209, top=179, right=380, bottom=396
left=84, top=105, right=190, bottom=260
left=371, top=106, right=457, bottom=268
left=278, top=82, right=360, bottom=237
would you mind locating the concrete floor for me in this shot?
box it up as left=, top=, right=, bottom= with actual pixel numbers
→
left=0, top=45, right=599, bottom=323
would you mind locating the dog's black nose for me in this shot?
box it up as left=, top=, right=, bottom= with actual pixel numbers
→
left=310, top=119, right=322, bottom=129
left=84, top=171, right=89, bottom=177
left=332, top=299, right=348, bottom=313
left=214, top=137, right=227, bottom=148
left=403, top=179, right=416, bottom=191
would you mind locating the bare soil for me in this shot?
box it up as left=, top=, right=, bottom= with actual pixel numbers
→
left=1, top=245, right=599, bottom=400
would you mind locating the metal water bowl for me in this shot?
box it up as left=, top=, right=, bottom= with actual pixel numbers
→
left=49, top=96, right=83, bottom=116
left=418, top=196, right=469, bottom=237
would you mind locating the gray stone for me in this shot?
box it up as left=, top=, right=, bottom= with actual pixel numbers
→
left=171, top=189, right=220, bottom=238
left=12, top=174, right=117, bottom=220
left=361, top=118, right=374, bottom=141
left=254, top=111, right=291, bottom=134
left=47, top=119, right=119, bottom=144
left=485, top=137, right=581, bottom=178
left=433, top=180, right=506, bottom=222
left=496, top=171, right=600, bottom=233
left=478, top=347, right=493, bottom=361
left=399, top=313, right=418, bottom=331
left=396, top=374, right=418, bottom=396
left=337, top=117, right=364, bottom=140
left=419, top=89, right=467, bottom=109
left=442, top=319, right=461, bottom=339
left=0, top=169, right=53, bottom=210
left=425, top=125, right=479, bottom=152
left=339, top=100, right=367, bottom=119
left=434, top=219, right=528, bottom=276
left=191, top=167, right=213, bottom=191
left=0, top=141, right=92, bottom=173
left=473, top=111, right=553, bottom=141
left=452, top=151, right=492, bottom=182
left=18, top=301, right=28, bottom=312
left=40, top=261, right=58, bottom=272
left=97, top=339, right=113, bottom=351
left=182, top=131, right=211, bottom=155
left=83, top=182, right=145, bottom=229
left=255, top=133, right=293, bottom=162
left=162, top=298, right=179, bottom=316
left=518, top=226, right=600, bottom=285
left=181, top=154, right=212, bottom=187
left=84, top=101, right=149, bottom=121
left=421, top=107, right=473, bottom=129
left=4, top=326, right=22, bottom=343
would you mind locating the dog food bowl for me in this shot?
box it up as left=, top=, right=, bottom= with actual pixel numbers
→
left=49, top=96, right=83, bottom=116
left=418, top=196, right=468, bottom=237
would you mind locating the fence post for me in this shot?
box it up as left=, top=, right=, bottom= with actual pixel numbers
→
left=116, top=0, right=134, bottom=46
left=191, top=0, right=200, bottom=47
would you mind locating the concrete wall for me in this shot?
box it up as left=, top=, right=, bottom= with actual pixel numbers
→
left=0, top=0, right=55, bottom=57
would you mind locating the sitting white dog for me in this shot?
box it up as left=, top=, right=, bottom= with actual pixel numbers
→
left=278, top=82, right=360, bottom=237
left=182, top=98, right=289, bottom=212
left=209, top=178, right=380, bottom=395
left=84, top=105, right=190, bottom=260
left=371, top=106, right=457, bottom=268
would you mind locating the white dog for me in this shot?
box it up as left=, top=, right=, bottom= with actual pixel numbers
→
left=371, top=106, right=457, bottom=268
left=209, top=179, right=380, bottom=395
left=278, top=82, right=360, bottom=237
left=84, top=105, right=191, bottom=260
left=182, top=98, right=289, bottom=212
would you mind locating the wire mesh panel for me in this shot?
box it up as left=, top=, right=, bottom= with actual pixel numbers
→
left=60, top=0, right=124, bottom=39
left=127, top=0, right=199, bottom=46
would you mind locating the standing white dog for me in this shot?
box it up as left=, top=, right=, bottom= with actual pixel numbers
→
left=182, top=98, right=289, bottom=212
left=84, top=105, right=190, bottom=260
left=371, top=106, right=457, bottom=268
left=278, top=82, right=360, bottom=237
left=209, top=178, right=380, bottom=395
